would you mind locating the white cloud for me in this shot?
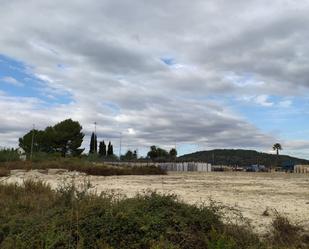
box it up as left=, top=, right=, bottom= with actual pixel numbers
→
left=255, top=95, right=274, bottom=107
left=1, top=76, right=24, bottom=87
left=278, top=100, right=292, bottom=108
left=238, top=95, right=274, bottom=107
left=127, top=128, right=136, bottom=135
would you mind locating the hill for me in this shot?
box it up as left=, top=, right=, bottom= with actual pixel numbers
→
left=178, top=149, right=309, bottom=167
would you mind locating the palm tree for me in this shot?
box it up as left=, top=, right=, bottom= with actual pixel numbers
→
left=273, top=143, right=282, bottom=155
left=271, top=143, right=282, bottom=171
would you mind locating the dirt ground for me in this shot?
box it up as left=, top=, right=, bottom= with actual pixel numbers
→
left=2, top=170, right=309, bottom=234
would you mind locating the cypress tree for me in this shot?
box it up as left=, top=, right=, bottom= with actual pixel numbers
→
left=89, top=132, right=97, bottom=154
left=94, top=135, right=97, bottom=153
left=102, top=140, right=106, bottom=156
left=107, top=141, right=113, bottom=156
left=89, top=133, right=94, bottom=154
left=110, top=144, right=113, bottom=155
left=99, top=140, right=107, bottom=157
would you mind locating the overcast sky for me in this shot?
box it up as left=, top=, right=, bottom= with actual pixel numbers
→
left=1, top=0, right=309, bottom=158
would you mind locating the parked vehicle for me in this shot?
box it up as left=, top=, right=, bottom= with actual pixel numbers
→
left=246, top=164, right=267, bottom=172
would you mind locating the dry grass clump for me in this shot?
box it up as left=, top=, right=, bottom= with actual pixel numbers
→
left=269, top=211, right=307, bottom=248
left=262, top=208, right=270, bottom=217
left=0, top=168, right=10, bottom=177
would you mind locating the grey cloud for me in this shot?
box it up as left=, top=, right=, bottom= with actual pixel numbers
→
left=0, top=93, right=273, bottom=152
left=0, top=0, right=308, bottom=156
left=195, top=11, right=309, bottom=93
left=107, top=98, right=274, bottom=149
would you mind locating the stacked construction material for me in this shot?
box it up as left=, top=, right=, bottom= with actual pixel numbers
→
left=108, top=161, right=212, bottom=172
left=294, top=165, right=309, bottom=174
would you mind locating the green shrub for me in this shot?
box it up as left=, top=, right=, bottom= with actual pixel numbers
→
left=0, top=180, right=307, bottom=249
left=0, top=180, right=268, bottom=249
left=207, top=229, right=236, bottom=249
left=0, top=148, right=20, bottom=162
left=30, top=152, right=62, bottom=162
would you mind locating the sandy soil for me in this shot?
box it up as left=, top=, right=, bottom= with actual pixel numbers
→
left=2, top=170, right=309, bottom=233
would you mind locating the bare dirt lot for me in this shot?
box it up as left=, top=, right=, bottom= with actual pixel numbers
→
left=2, top=170, right=309, bottom=234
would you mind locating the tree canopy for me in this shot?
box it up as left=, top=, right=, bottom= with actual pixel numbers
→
left=147, top=146, right=177, bottom=161
left=19, top=119, right=84, bottom=157
left=169, top=148, right=177, bottom=160
left=121, top=150, right=138, bottom=161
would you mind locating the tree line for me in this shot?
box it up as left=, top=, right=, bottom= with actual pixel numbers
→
left=18, top=118, right=178, bottom=161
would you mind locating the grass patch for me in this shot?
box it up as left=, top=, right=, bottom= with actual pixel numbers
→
left=0, top=159, right=166, bottom=176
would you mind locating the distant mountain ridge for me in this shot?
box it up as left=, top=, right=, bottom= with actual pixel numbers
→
left=178, top=149, right=309, bottom=167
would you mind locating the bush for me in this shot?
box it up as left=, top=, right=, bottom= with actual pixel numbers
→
left=30, top=152, right=62, bottom=162
left=269, top=212, right=307, bottom=248
left=0, top=180, right=308, bottom=249
left=0, top=180, right=265, bottom=249
left=0, top=148, right=20, bottom=162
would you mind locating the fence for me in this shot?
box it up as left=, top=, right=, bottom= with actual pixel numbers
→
left=108, top=161, right=212, bottom=172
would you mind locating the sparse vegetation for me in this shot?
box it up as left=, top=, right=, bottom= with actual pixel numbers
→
left=269, top=212, right=306, bottom=248
left=0, top=159, right=166, bottom=176
left=0, top=180, right=307, bottom=249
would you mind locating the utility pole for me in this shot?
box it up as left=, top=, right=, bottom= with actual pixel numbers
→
left=119, top=132, right=122, bottom=159
left=30, top=124, right=35, bottom=161
left=93, top=122, right=97, bottom=154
